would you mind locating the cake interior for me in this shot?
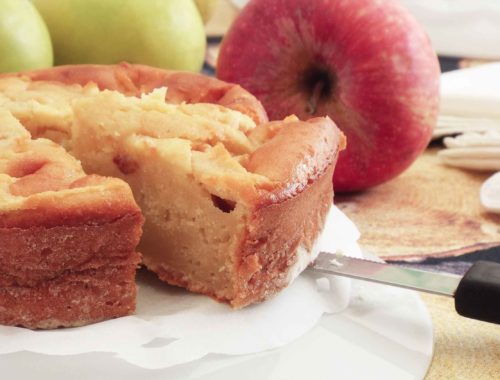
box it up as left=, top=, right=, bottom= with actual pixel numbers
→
left=69, top=89, right=279, bottom=302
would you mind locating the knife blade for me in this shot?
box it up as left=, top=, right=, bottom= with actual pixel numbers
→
left=308, top=252, right=500, bottom=325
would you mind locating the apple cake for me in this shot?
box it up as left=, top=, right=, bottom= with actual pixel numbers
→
left=0, top=109, right=143, bottom=329
left=0, top=64, right=345, bottom=308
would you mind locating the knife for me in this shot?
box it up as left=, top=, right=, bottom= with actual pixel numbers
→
left=308, top=252, right=500, bottom=325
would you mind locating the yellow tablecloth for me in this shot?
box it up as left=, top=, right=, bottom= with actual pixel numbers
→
left=422, top=293, right=500, bottom=379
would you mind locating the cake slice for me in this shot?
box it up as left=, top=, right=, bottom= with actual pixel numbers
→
left=69, top=89, right=344, bottom=308
left=0, top=110, right=143, bottom=329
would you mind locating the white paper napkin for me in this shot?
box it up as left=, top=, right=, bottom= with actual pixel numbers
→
left=437, top=63, right=500, bottom=213
left=0, top=206, right=362, bottom=370
left=399, top=0, right=500, bottom=59
left=438, top=131, right=500, bottom=171
left=439, top=63, right=500, bottom=119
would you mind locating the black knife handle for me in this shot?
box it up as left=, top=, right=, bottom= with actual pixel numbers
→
left=455, top=260, right=500, bottom=324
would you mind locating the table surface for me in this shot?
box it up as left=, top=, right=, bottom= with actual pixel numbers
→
left=205, top=3, right=500, bottom=378
left=421, top=293, right=500, bottom=379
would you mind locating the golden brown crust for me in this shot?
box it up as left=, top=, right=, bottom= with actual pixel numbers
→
left=0, top=213, right=143, bottom=286
left=248, top=117, right=345, bottom=206
left=3, top=62, right=268, bottom=125
left=233, top=162, right=337, bottom=308
left=0, top=110, right=144, bottom=328
left=0, top=209, right=143, bottom=329
left=0, top=254, right=140, bottom=329
left=1, top=176, right=143, bottom=229
left=234, top=117, right=344, bottom=306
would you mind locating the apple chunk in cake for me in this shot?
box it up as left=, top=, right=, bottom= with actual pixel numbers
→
left=0, top=76, right=98, bottom=147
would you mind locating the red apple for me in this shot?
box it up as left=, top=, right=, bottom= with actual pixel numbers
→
left=217, top=0, right=440, bottom=192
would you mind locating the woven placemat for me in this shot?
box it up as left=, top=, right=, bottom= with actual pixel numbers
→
left=336, top=147, right=500, bottom=261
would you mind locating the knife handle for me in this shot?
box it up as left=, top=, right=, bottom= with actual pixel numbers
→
left=455, top=260, right=500, bottom=324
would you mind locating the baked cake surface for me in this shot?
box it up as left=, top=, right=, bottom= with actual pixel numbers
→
left=0, top=64, right=345, bottom=308
left=9, top=62, right=269, bottom=126
left=0, top=109, right=143, bottom=329
left=0, top=76, right=98, bottom=147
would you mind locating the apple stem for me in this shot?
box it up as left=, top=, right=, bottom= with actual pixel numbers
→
left=306, top=80, right=325, bottom=115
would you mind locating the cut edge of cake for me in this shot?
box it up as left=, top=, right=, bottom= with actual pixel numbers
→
left=68, top=89, right=345, bottom=308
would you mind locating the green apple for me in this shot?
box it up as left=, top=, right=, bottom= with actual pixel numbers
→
left=33, top=0, right=206, bottom=72
left=0, top=0, right=53, bottom=73
left=195, top=0, right=219, bottom=24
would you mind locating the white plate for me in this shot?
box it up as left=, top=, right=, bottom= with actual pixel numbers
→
left=0, top=280, right=433, bottom=380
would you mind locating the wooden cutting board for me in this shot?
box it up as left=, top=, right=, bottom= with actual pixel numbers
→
left=336, top=147, right=500, bottom=261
